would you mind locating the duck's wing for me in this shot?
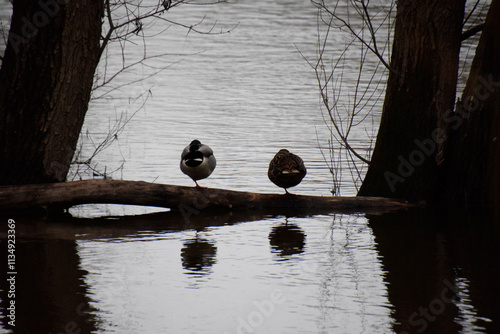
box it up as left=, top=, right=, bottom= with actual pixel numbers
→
left=198, top=144, right=214, bottom=158
left=289, top=154, right=306, bottom=174
left=181, top=145, right=191, bottom=160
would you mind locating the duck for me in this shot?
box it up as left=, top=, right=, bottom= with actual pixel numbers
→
left=268, top=149, right=306, bottom=194
left=180, top=139, right=216, bottom=188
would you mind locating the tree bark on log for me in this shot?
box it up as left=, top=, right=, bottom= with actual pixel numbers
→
left=0, top=180, right=421, bottom=215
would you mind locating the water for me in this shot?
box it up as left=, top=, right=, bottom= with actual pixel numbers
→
left=76, top=214, right=391, bottom=334
left=76, top=0, right=380, bottom=201
left=1, top=0, right=499, bottom=333
left=2, top=210, right=499, bottom=333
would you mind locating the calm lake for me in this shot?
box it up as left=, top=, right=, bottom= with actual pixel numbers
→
left=1, top=0, right=499, bottom=333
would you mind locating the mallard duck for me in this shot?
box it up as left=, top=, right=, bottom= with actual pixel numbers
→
left=180, top=140, right=216, bottom=188
left=268, top=149, right=306, bottom=194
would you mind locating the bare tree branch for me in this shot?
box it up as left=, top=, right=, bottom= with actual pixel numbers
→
left=303, top=0, right=395, bottom=194
left=76, top=0, right=233, bottom=180
left=461, top=23, right=484, bottom=41
left=311, top=0, right=395, bottom=74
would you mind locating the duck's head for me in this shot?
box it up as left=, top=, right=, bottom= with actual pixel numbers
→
left=190, top=139, right=201, bottom=146
left=189, top=139, right=202, bottom=151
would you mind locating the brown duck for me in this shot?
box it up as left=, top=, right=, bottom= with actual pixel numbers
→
left=268, top=149, right=306, bottom=194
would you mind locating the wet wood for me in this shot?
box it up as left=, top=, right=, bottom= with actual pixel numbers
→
left=0, top=179, right=422, bottom=214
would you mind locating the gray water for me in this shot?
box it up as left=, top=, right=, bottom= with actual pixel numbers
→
left=75, top=0, right=380, bottom=205
left=1, top=1, right=499, bottom=333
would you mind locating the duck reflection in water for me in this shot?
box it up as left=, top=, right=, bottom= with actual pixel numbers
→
left=269, top=219, right=306, bottom=258
left=181, top=235, right=217, bottom=275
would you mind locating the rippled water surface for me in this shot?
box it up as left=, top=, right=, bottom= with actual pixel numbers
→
left=76, top=0, right=380, bottom=200
left=78, top=214, right=391, bottom=333
left=1, top=1, right=500, bottom=333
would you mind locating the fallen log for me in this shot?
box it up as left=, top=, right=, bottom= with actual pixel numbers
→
left=0, top=179, right=422, bottom=214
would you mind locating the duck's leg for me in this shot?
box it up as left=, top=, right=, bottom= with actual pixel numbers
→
left=194, top=180, right=207, bottom=189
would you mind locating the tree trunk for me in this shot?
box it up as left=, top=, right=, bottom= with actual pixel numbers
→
left=0, top=180, right=422, bottom=215
left=0, top=0, right=103, bottom=185
left=440, top=0, right=500, bottom=208
left=358, top=0, right=466, bottom=201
